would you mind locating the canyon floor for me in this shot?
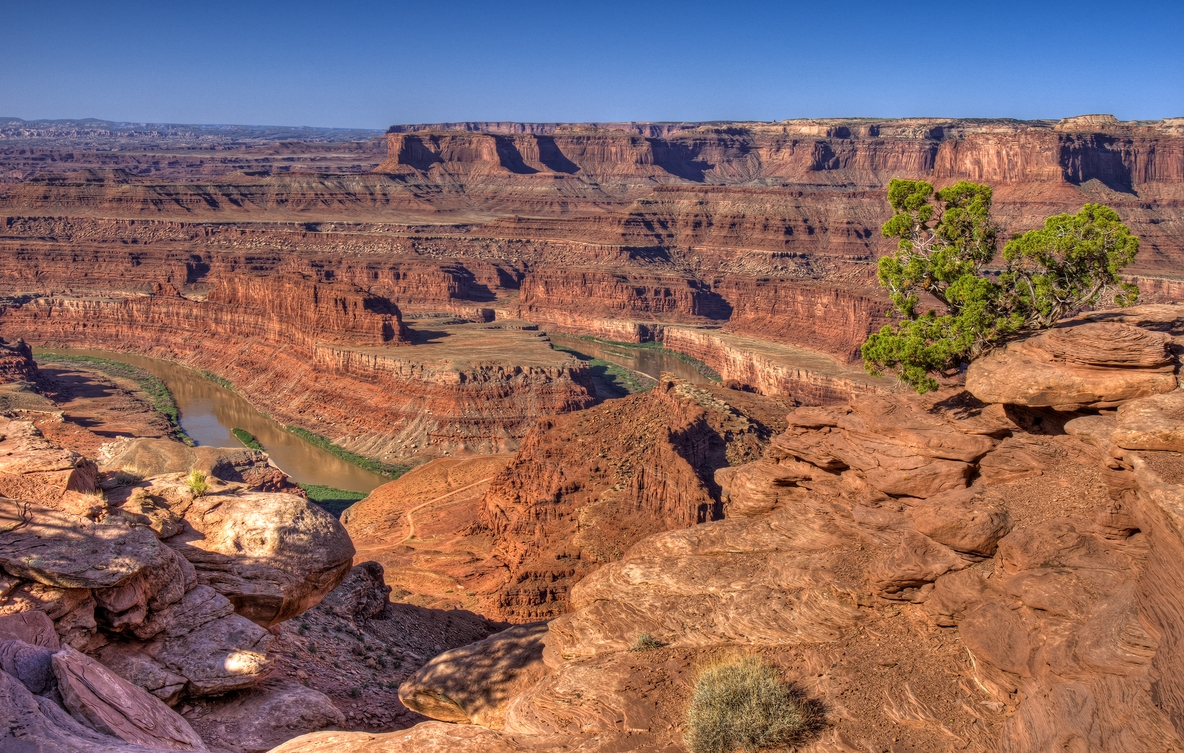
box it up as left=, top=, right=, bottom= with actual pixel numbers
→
left=2, top=118, right=1184, bottom=752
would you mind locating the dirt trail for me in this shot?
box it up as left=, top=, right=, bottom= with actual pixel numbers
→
left=398, top=476, right=495, bottom=544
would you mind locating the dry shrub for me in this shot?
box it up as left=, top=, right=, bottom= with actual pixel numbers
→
left=631, top=633, right=667, bottom=652
left=685, top=656, right=819, bottom=753
left=186, top=469, right=209, bottom=497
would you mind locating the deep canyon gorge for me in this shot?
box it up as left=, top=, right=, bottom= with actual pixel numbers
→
left=3, top=115, right=1184, bottom=752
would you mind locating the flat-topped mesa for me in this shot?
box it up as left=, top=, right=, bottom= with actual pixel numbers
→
left=375, top=117, right=1184, bottom=188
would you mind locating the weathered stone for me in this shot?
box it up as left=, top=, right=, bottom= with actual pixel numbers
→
left=168, top=490, right=355, bottom=627
left=51, top=646, right=207, bottom=750
left=269, top=722, right=518, bottom=753
left=1113, top=390, right=1184, bottom=452
left=0, top=610, right=61, bottom=648
left=867, top=531, right=969, bottom=601
left=0, top=639, right=57, bottom=695
left=0, top=498, right=170, bottom=590
left=313, top=561, right=390, bottom=623
left=907, top=488, right=1012, bottom=556
left=0, top=668, right=165, bottom=753
left=187, top=679, right=344, bottom=753
left=399, top=623, right=548, bottom=729
left=967, top=323, right=1178, bottom=410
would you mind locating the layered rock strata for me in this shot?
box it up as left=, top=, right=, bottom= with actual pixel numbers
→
left=0, top=283, right=597, bottom=458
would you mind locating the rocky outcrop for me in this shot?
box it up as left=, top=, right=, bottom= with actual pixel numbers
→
left=51, top=647, right=207, bottom=750
left=476, top=378, right=793, bottom=620
left=179, top=679, right=343, bottom=753
left=99, top=439, right=302, bottom=495
left=335, top=329, right=1184, bottom=751
left=162, top=483, right=355, bottom=627
left=0, top=336, right=38, bottom=382
left=967, top=322, right=1178, bottom=409
left=0, top=424, right=356, bottom=721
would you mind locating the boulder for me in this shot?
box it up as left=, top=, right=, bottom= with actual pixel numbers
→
left=1112, top=390, right=1184, bottom=452
left=0, top=639, right=57, bottom=695
left=168, top=490, right=355, bottom=627
left=967, top=322, right=1177, bottom=410
left=399, top=623, right=549, bottom=729
left=102, top=585, right=273, bottom=698
left=51, top=646, right=207, bottom=750
left=184, top=679, right=344, bottom=753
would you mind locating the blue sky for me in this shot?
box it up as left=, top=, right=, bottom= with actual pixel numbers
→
left=2, top=0, right=1181, bottom=128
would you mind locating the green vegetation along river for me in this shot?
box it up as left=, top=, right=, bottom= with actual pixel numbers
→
left=36, top=348, right=390, bottom=493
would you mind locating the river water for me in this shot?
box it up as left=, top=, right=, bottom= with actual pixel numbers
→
left=36, top=349, right=390, bottom=493
left=547, top=334, right=713, bottom=384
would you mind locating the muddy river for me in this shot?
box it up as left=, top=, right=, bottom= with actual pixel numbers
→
left=548, top=334, right=714, bottom=384
left=36, top=349, right=390, bottom=493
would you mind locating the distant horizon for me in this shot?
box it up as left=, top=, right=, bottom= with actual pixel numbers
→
left=4, top=113, right=1182, bottom=134
left=4, top=1, right=1180, bottom=129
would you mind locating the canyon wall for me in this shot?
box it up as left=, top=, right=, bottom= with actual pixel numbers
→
left=0, top=283, right=595, bottom=460
left=1, top=117, right=1182, bottom=463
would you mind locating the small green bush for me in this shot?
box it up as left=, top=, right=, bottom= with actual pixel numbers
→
left=685, top=656, right=817, bottom=753
left=631, top=633, right=667, bottom=652
left=186, top=469, right=209, bottom=497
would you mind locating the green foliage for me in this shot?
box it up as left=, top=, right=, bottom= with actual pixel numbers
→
left=863, top=179, right=1140, bottom=393
left=231, top=428, right=264, bottom=451
left=186, top=469, right=209, bottom=497
left=1001, top=203, right=1140, bottom=328
left=299, top=483, right=368, bottom=517
left=285, top=426, right=408, bottom=479
left=684, top=656, right=818, bottom=753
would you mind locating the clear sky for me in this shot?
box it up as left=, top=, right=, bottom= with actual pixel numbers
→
left=3, top=0, right=1182, bottom=129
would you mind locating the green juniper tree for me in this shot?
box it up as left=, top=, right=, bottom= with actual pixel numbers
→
left=862, top=179, right=1140, bottom=393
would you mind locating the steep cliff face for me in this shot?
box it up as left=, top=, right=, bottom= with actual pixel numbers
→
left=476, top=378, right=792, bottom=620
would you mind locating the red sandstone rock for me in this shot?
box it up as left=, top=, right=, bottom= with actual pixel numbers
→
left=967, top=322, right=1178, bottom=410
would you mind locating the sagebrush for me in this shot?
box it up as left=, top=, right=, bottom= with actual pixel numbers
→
left=685, top=656, right=817, bottom=753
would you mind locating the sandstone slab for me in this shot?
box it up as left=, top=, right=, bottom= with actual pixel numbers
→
left=185, top=679, right=343, bottom=753
left=52, top=646, right=207, bottom=750
left=1113, top=390, right=1184, bottom=452
left=967, top=322, right=1178, bottom=410
left=269, top=722, right=518, bottom=753
left=0, top=498, right=170, bottom=590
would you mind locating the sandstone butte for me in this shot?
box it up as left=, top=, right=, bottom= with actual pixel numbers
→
left=1, top=117, right=1184, bottom=752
